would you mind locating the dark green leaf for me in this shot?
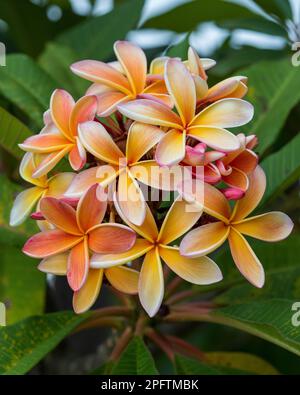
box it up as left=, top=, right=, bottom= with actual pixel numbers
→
left=165, top=33, right=190, bottom=58
left=254, top=0, right=293, bottom=20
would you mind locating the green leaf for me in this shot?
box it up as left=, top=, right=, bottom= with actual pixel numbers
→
left=0, top=244, right=45, bottom=325
left=111, top=336, right=159, bottom=375
left=240, top=57, right=300, bottom=155
left=58, top=0, right=145, bottom=60
left=165, top=33, right=190, bottom=58
left=143, top=0, right=262, bottom=32
left=39, top=42, right=89, bottom=98
left=0, top=312, right=89, bottom=374
left=0, top=54, right=57, bottom=127
left=0, top=106, right=32, bottom=159
left=260, top=133, right=300, bottom=204
left=254, top=0, right=293, bottom=20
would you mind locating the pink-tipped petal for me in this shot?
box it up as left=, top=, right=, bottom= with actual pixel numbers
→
left=68, top=138, right=86, bottom=171
left=96, top=91, right=128, bottom=117
left=50, top=89, right=75, bottom=140
left=222, top=167, right=249, bottom=192
left=65, top=167, right=99, bottom=199
left=67, top=238, right=89, bottom=291
left=69, top=95, right=97, bottom=136
left=19, top=133, right=69, bottom=153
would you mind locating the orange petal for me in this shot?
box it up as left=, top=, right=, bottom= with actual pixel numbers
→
left=69, top=95, right=97, bottom=137
left=73, top=268, right=103, bottom=313
left=117, top=170, right=146, bottom=226
left=126, top=122, right=164, bottom=164
left=10, top=187, right=44, bottom=226
left=105, top=266, right=139, bottom=294
left=231, top=166, right=266, bottom=222
left=180, top=221, right=230, bottom=257
left=165, top=58, right=196, bottom=125
left=40, top=197, right=81, bottom=235
left=114, top=41, right=147, bottom=95
left=76, top=184, right=107, bottom=232
left=96, top=91, right=128, bottom=116
left=187, top=126, right=240, bottom=152
left=230, top=149, right=258, bottom=174
left=68, top=138, right=86, bottom=171
left=19, top=133, right=69, bottom=153
left=32, top=146, right=72, bottom=178
left=222, top=167, right=249, bottom=192
left=50, top=89, right=75, bottom=140
left=158, top=197, right=202, bottom=245
left=46, top=172, right=75, bottom=198
left=190, top=98, right=254, bottom=128
left=65, top=167, right=99, bottom=198
left=143, top=79, right=168, bottom=95
left=23, top=230, right=81, bottom=258
left=70, top=60, right=131, bottom=94
left=67, top=238, right=90, bottom=291
left=228, top=228, right=265, bottom=288
left=155, top=129, right=186, bottom=166
left=233, top=212, right=293, bottom=241
left=38, top=253, right=68, bottom=275
left=96, top=164, right=119, bottom=187
left=88, top=223, right=136, bottom=254
left=118, top=99, right=182, bottom=129
left=78, top=121, right=124, bottom=165
left=90, top=239, right=153, bottom=269
left=139, top=248, right=164, bottom=317
left=159, top=245, right=222, bottom=284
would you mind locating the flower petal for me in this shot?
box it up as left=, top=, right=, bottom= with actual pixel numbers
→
left=90, top=239, right=153, bottom=268
left=158, top=197, right=202, bottom=245
left=88, top=223, right=136, bottom=254
left=126, top=122, right=164, bottom=164
left=118, top=99, right=182, bottom=129
left=114, top=41, right=147, bottom=95
left=180, top=221, right=230, bottom=257
left=233, top=212, right=293, bottom=241
left=96, top=91, right=128, bottom=117
left=190, top=98, right=254, bottom=128
left=69, top=95, right=97, bottom=136
left=10, top=187, right=44, bottom=226
left=65, top=166, right=99, bottom=198
left=165, top=58, right=196, bottom=125
left=68, top=138, right=86, bottom=171
left=222, top=167, right=249, bottom=192
left=19, top=134, right=69, bottom=153
left=50, top=89, right=75, bottom=140
left=139, top=248, right=164, bottom=317
left=187, top=126, right=240, bottom=152
left=117, top=170, right=146, bottom=226
left=77, top=184, right=107, bottom=232
left=73, top=269, right=103, bottom=313
left=231, top=166, right=266, bottom=222
left=70, top=60, right=131, bottom=94
left=32, top=146, right=72, bottom=178
left=23, top=230, right=81, bottom=258
left=40, top=197, right=81, bottom=235
left=67, top=238, right=90, bottom=291
left=204, top=76, right=247, bottom=103
left=38, top=253, right=68, bottom=275
left=46, top=172, right=75, bottom=198
left=19, top=152, right=47, bottom=187
left=155, top=129, right=186, bottom=166
left=78, top=121, right=124, bottom=165
left=105, top=266, right=139, bottom=294
left=228, top=228, right=265, bottom=288
left=187, top=47, right=208, bottom=80
left=159, top=245, right=222, bottom=284
left=229, top=149, right=258, bottom=174
left=149, top=56, right=169, bottom=75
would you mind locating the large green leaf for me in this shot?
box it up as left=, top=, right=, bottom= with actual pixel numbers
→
left=143, top=0, right=262, bottom=32
left=0, top=55, right=57, bottom=127
left=239, top=57, right=300, bottom=155
left=111, top=336, right=159, bottom=375
left=165, top=34, right=190, bottom=58
left=0, top=107, right=32, bottom=159
left=58, top=0, right=145, bottom=60
left=0, top=244, right=45, bottom=325
left=260, top=133, right=300, bottom=204
left=0, top=312, right=88, bottom=374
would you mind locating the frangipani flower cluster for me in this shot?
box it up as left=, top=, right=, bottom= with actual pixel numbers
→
left=10, top=41, right=293, bottom=317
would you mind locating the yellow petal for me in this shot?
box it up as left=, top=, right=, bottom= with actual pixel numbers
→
left=228, top=228, right=265, bottom=288
left=46, top=172, right=75, bottom=198
left=10, top=187, right=44, bottom=226
left=139, top=248, right=164, bottom=317
left=159, top=245, right=222, bottom=284
left=180, top=221, right=230, bottom=257
left=73, top=269, right=103, bottom=314
left=19, top=152, right=47, bottom=187
left=38, top=253, right=68, bottom=275
left=187, top=126, right=240, bottom=152
left=126, top=122, right=164, bottom=164
left=90, top=239, right=154, bottom=269
left=32, top=146, right=72, bottom=178
left=149, top=56, right=168, bottom=75
left=105, top=266, right=139, bottom=294
left=155, top=129, right=186, bottom=166
left=233, top=212, right=293, bottom=241
left=158, top=197, right=202, bottom=245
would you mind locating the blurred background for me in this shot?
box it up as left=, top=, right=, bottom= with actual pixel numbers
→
left=1, top=0, right=300, bottom=375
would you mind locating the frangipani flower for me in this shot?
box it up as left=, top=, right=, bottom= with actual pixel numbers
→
left=10, top=152, right=75, bottom=226
left=179, top=167, right=294, bottom=288
left=71, top=41, right=172, bottom=117
left=66, top=121, right=188, bottom=225
left=19, top=89, right=97, bottom=177
left=118, top=59, right=253, bottom=166
left=216, top=133, right=258, bottom=198
left=23, top=184, right=136, bottom=295
left=90, top=195, right=222, bottom=317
